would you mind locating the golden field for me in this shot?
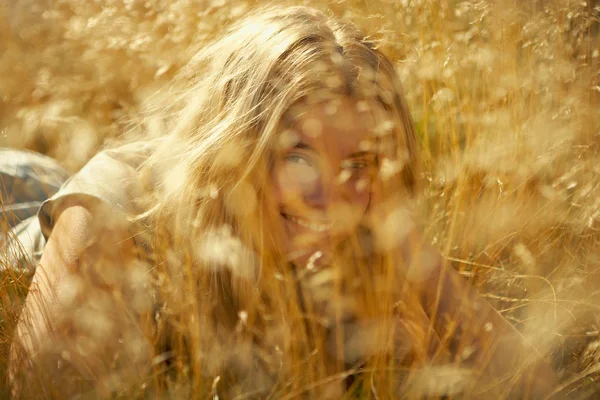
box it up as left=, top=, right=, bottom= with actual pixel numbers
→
left=1, top=0, right=600, bottom=398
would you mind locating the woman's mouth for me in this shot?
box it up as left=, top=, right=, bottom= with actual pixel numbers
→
left=281, top=213, right=331, bottom=233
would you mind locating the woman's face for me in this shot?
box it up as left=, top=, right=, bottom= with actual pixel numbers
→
left=269, top=97, right=378, bottom=268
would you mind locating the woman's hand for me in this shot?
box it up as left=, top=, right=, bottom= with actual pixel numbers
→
left=401, top=230, right=561, bottom=399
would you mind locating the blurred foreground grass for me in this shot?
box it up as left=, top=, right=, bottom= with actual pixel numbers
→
left=1, top=0, right=600, bottom=397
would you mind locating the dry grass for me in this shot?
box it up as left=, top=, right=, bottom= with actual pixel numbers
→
left=1, top=0, right=600, bottom=398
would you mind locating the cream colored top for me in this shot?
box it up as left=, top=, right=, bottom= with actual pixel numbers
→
left=7, top=141, right=157, bottom=272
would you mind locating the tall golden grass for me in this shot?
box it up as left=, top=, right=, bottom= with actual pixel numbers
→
left=1, top=0, right=599, bottom=398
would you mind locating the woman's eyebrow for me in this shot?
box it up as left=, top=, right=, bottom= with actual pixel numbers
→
left=345, top=151, right=377, bottom=159
left=292, top=141, right=317, bottom=152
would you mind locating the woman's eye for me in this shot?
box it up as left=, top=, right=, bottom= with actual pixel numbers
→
left=285, top=153, right=312, bottom=166
left=342, top=159, right=369, bottom=171
left=282, top=152, right=319, bottom=184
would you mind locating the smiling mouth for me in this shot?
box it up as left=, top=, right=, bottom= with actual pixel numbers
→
left=281, top=213, right=331, bottom=233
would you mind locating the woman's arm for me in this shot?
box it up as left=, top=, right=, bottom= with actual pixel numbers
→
left=9, top=199, right=140, bottom=398
left=403, top=232, right=560, bottom=399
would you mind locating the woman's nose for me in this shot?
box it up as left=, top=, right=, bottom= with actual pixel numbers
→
left=304, top=168, right=347, bottom=211
left=304, top=179, right=327, bottom=210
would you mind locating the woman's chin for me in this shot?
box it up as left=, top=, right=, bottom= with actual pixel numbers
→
left=287, top=246, right=332, bottom=270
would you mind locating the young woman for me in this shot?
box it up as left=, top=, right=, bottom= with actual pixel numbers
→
left=7, top=6, right=560, bottom=399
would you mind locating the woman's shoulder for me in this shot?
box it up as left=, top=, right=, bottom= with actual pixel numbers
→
left=37, top=139, right=159, bottom=241
left=3, top=141, right=158, bottom=273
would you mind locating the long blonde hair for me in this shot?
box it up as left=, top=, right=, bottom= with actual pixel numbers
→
left=136, top=5, right=423, bottom=397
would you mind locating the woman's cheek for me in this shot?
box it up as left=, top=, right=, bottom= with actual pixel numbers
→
left=276, top=164, right=309, bottom=198
left=325, top=183, right=368, bottom=237
left=365, top=177, right=382, bottom=211
left=349, top=177, right=372, bottom=211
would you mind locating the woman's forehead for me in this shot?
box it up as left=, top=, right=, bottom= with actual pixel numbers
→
left=283, top=97, right=380, bottom=156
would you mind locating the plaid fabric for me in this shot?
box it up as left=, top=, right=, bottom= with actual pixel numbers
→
left=0, top=148, right=70, bottom=228
left=0, top=149, right=70, bottom=273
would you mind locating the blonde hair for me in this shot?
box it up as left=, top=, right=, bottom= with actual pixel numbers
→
left=136, top=5, right=423, bottom=397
